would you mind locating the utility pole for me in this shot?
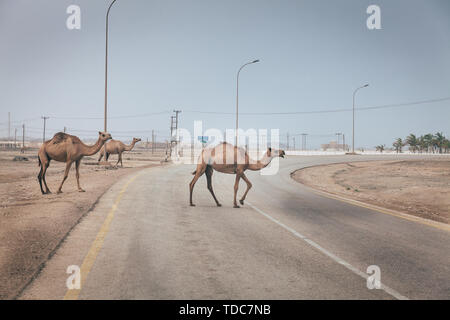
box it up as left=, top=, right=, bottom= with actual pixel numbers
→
left=152, top=130, right=155, bottom=154
left=14, top=128, right=17, bottom=149
left=22, top=124, right=25, bottom=153
left=41, top=116, right=49, bottom=143
left=336, top=133, right=342, bottom=151
left=301, top=133, right=308, bottom=151
left=336, top=133, right=339, bottom=150
left=292, top=137, right=295, bottom=151
left=343, top=134, right=346, bottom=152
left=287, top=132, right=290, bottom=150
left=8, top=112, right=11, bottom=141
left=170, top=115, right=176, bottom=156
left=64, top=126, right=67, bottom=133
left=170, top=110, right=182, bottom=154
left=170, top=116, right=176, bottom=142
left=173, top=110, right=181, bottom=138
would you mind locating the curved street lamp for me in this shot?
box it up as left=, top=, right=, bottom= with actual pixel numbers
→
left=352, top=83, right=369, bottom=153
left=235, top=59, right=259, bottom=146
left=104, top=0, right=118, bottom=132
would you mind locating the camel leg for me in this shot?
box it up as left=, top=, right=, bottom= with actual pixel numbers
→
left=189, top=164, right=206, bottom=206
left=205, top=166, right=221, bottom=207
left=75, top=159, right=85, bottom=192
left=118, top=152, right=123, bottom=167
left=105, top=152, right=110, bottom=161
left=98, top=151, right=103, bottom=162
left=42, top=160, right=51, bottom=194
left=38, top=153, right=51, bottom=194
left=239, top=173, right=252, bottom=205
left=233, top=173, right=242, bottom=208
left=37, top=163, right=45, bottom=194
left=115, top=153, right=122, bottom=167
left=57, top=161, right=73, bottom=194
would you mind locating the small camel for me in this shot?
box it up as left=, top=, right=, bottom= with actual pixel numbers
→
left=189, top=142, right=285, bottom=208
left=38, top=131, right=112, bottom=194
left=98, top=137, right=141, bottom=167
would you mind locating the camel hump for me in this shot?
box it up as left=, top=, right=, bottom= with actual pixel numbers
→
left=52, top=132, right=68, bottom=144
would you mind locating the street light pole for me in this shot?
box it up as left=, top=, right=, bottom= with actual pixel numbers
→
left=236, top=59, right=259, bottom=146
left=104, top=0, right=118, bottom=133
left=352, top=84, right=369, bottom=153
left=336, top=132, right=342, bottom=151
left=41, top=116, right=49, bottom=143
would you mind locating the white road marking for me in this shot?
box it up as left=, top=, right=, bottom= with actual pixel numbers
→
left=247, top=201, right=409, bottom=300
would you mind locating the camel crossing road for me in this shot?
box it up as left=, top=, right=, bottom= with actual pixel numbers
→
left=21, top=155, right=450, bottom=299
left=189, top=143, right=285, bottom=208
left=98, top=137, right=142, bottom=167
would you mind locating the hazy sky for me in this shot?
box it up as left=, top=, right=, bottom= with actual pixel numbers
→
left=1, top=0, right=449, bottom=148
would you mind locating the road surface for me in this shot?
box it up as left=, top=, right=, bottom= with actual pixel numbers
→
left=20, top=155, right=450, bottom=299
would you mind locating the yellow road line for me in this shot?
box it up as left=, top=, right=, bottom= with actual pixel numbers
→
left=64, top=173, right=142, bottom=300
left=307, top=187, right=450, bottom=232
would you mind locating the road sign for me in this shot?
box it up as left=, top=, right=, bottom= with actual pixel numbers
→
left=198, top=136, right=208, bottom=144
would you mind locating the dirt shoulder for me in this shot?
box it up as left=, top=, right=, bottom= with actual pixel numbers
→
left=291, top=159, right=450, bottom=224
left=0, top=149, right=166, bottom=299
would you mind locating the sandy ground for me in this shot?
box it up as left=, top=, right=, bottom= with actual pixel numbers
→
left=0, top=148, right=166, bottom=299
left=292, top=159, right=450, bottom=224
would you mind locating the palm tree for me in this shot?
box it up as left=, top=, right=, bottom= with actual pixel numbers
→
left=443, top=138, right=450, bottom=154
left=393, top=138, right=404, bottom=153
left=423, top=133, right=433, bottom=153
left=375, top=144, right=385, bottom=153
left=406, top=134, right=418, bottom=153
left=434, top=132, right=445, bottom=154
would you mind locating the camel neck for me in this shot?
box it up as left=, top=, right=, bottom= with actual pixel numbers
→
left=125, top=141, right=136, bottom=151
left=82, top=137, right=104, bottom=156
left=247, top=153, right=274, bottom=171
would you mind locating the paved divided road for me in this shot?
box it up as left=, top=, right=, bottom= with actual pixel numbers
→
left=20, top=155, right=450, bottom=299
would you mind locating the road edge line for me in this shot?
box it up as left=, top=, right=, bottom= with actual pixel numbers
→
left=246, top=201, right=409, bottom=300
left=63, top=172, right=142, bottom=300
left=290, top=169, right=450, bottom=232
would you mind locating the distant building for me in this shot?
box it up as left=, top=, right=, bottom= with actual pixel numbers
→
left=0, top=140, right=22, bottom=149
left=321, top=141, right=348, bottom=151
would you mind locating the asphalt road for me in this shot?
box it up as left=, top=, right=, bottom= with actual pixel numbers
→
left=20, top=155, right=450, bottom=299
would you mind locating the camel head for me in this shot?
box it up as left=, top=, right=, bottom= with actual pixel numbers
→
left=132, top=137, right=142, bottom=143
left=267, top=147, right=285, bottom=158
left=98, top=131, right=112, bottom=142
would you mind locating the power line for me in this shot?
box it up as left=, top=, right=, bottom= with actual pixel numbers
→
left=183, top=96, right=450, bottom=115
left=2, top=96, right=449, bottom=126
left=51, top=110, right=171, bottom=120
left=290, top=133, right=335, bottom=138
left=0, top=117, right=41, bottom=126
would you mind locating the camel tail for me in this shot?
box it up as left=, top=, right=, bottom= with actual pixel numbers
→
left=38, top=157, right=41, bottom=167
left=191, top=169, right=197, bottom=175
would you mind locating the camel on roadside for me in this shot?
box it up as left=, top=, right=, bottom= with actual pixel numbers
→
left=98, top=137, right=141, bottom=167
left=38, top=131, right=112, bottom=194
left=189, top=142, right=285, bottom=208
